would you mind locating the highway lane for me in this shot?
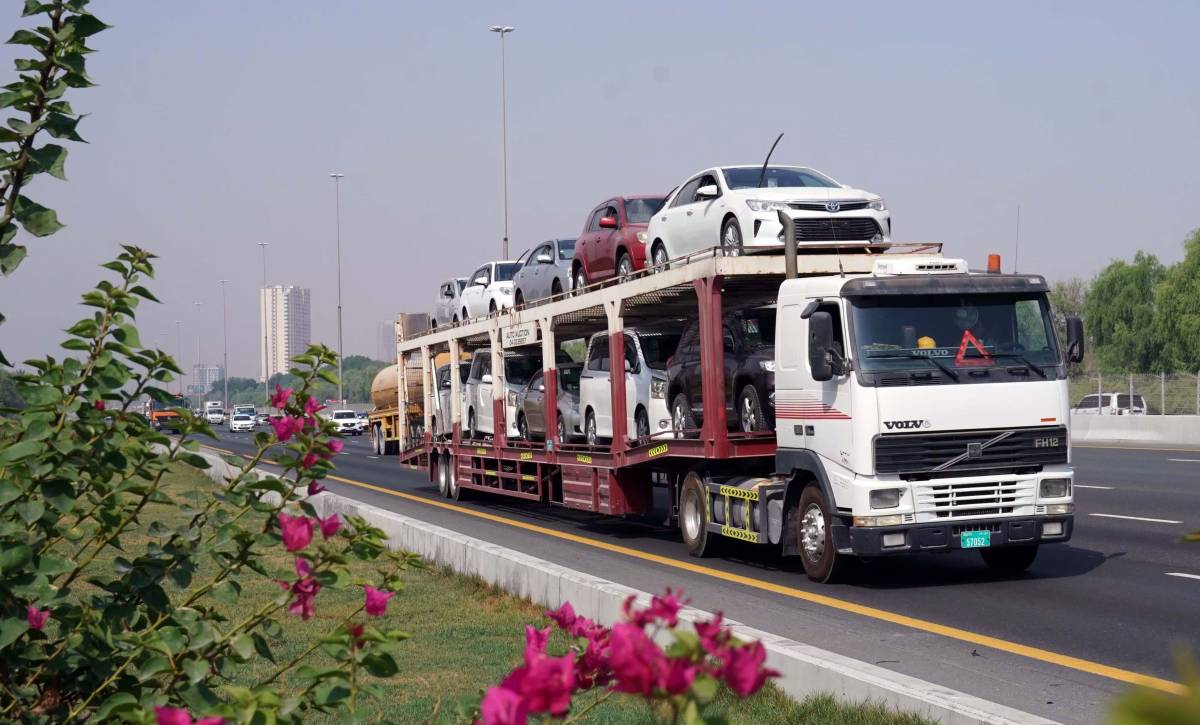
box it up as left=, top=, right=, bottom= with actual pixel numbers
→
left=203, top=430, right=1199, bottom=723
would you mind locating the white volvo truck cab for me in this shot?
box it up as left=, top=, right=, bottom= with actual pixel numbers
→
left=773, top=256, right=1084, bottom=581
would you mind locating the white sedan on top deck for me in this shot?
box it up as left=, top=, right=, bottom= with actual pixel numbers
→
left=645, top=165, right=891, bottom=267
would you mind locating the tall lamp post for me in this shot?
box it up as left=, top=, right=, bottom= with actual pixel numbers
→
left=219, top=279, right=230, bottom=409
left=329, top=172, right=345, bottom=405
left=174, top=320, right=183, bottom=398
left=257, top=242, right=269, bottom=403
left=488, top=25, right=514, bottom=260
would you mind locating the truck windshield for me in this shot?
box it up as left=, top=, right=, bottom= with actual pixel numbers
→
left=849, top=293, right=1060, bottom=375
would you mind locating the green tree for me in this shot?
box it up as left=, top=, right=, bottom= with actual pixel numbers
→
left=1084, top=251, right=1168, bottom=373
left=1154, top=228, right=1200, bottom=372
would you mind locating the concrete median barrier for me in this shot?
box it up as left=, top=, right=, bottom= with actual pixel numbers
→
left=1071, top=414, right=1200, bottom=448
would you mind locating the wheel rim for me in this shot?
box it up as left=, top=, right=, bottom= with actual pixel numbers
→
left=653, top=246, right=667, bottom=269
left=741, top=394, right=757, bottom=432
left=586, top=415, right=596, bottom=445
left=618, top=257, right=633, bottom=278
left=438, top=458, right=448, bottom=496
left=575, top=271, right=586, bottom=293
left=801, top=503, right=826, bottom=562
left=518, top=416, right=527, bottom=439
left=682, top=489, right=702, bottom=540
left=557, top=418, right=566, bottom=442
left=672, top=402, right=687, bottom=432
left=637, top=413, right=649, bottom=438
left=723, top=223, right=742, bottom=256
left=447, top=458, right=457, bottom=497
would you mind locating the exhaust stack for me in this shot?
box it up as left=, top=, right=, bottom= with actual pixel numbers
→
left=778, top=209, right=797, bottom=279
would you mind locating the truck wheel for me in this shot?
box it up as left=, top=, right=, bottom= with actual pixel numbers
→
left=437, top=452, right=450, bottom=497
left=373, top=426, right=383, bottom=455
left=680, top=472, right=718, bottom=557
left=671, top=393, right=696, bottom=438
left=980, top=545, right=1039, bottom=575
left=449, top=455, right=469, bottom=501
left=798, top=485, right=840, bottom=583
left=737, top=385, right=767, bottom=432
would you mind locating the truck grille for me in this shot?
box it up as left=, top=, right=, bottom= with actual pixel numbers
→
left=916, top=480, right=1035, bottom=519
left=793, top=217, right=881, bottom=242
left=789, top=201, right=870, bottom=212
left=875, top=426, right=1068, bottom=476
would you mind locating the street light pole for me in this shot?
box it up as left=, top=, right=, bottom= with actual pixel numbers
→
left=257, top=242, right=269, bottom=403
left=489, top=25, right=514, bottom=260
left=330, top=172, right=345, bottom=405
left=219, top=280, right=230, bottom=410
left=174, top=320, right=183, bottom=398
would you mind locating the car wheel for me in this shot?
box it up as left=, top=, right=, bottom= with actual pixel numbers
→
left=671, top=393, right=696, bottom=438
left=651, top=243, right=668, bottom=271
left=466, top=409, right=476, bottom=440
left=489, top=300, right=497, bottom=314
left=574, top=268, right=587, bottom=295
left=556, top=416, right=567, bottom=444
left=515, top=290, right=524, bottom=307
left=585, top=410, right=598, bottom=446
left=798, top=485, right=840, bottom=583
left=635, top=407, right=650, bottom=440
left=980, top=545, right=1039, bottom=575
left=452, top=314, right=459, bottom=324
left=680, top=472, right=718, bottom=557
left=462, top=308, right=468, bottom=322
left=431, top=319, right=438, bottom=330
left=617, top=253, right=634, bottom=280
left=516, top=412, right=528, bottom=441
left=551, top=279, right=562, bottom=297
left=737, top=385, right=767, bottom=432
left=721, top=217, right=743, bottom=257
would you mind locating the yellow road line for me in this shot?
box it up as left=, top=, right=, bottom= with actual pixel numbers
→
left=201, top=443, right=1185, bottom=695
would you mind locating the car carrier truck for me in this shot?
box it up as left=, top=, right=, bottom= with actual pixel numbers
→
left=389, top=222, right=1084, bottom=582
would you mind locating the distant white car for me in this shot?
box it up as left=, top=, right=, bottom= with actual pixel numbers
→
left=645, top=165, right=890, bottom=266
left=204, top=408, right=225, bottom=425
left=228, top=414, right=255, bottom=432
left=458, top=261, right=521, bottom=320
left=330, top=409, right=362, bottom=436
left=577, top=328, right=678, bottom=444
left=432, top=277, right=468, bottom=328
left=1072, top=393, right=1147, bottom=416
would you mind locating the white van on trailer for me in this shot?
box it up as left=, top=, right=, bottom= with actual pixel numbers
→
left=392, top=229, right=1083, bottom=582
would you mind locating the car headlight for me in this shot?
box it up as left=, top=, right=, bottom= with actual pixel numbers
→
left=636, top=231, right=649, bottom=244
left=1040, top=478, right=1071, bottom=499
left=507, top=390, right=518, bottom=407
left=759, top=360, right=775, bottom=373
left=650, top=378, right=666, bottom=399
left=869, top=488, right=901, bottom=509
left=746, top=199, right=791, bottom=213
left=868, top=198, right=887, bottom=211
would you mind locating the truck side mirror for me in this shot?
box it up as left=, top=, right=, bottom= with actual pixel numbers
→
left=1065, top=316, right=1085, bottom=364
left=809, top=311, right=834, bottom=382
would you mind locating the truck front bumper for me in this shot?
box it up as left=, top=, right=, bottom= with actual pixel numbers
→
left=842, top=515, right=1073, bottom=556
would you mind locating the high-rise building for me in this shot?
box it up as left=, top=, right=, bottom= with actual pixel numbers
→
left=376, top=320, right=395, bottom=363
left=260, top=285, right=312, bottom=382
left=190, top=364, right=225, bottom=395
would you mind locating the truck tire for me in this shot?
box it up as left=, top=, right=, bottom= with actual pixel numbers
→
left=437, top=452, right=451, bottom=497
left=373, top=425, right=384, bottom=455
left=798, top=485, right=840, bottom=583
left=680, top=472, right=719, bottom=557
left=449, top=455, right=469, bottom=501
left=980, top=545, right=1039, bottom=575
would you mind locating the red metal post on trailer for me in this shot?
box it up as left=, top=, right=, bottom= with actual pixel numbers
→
left=449, top=337, right=463, bottom=445
left=605, top=299, right=628, bottom=456
left=398, top=351, right=409, bottom=452
left=489, top=328, right=507, bottom=449
left=539, top=317, right=559, bottom=448
left=694, top=276, right=730, bottom=458
left=420, top=344, right=432, bottom=445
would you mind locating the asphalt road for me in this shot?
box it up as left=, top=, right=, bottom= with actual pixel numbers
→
left=203, top=429, right=1200, bottom=724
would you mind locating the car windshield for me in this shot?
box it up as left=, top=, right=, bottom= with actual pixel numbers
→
left=851, top=293, right=1061, bottom=375
left=558, top=365, right=582, bottom=392
left=233, top=415, right=251, bottom=421
left=494, top=263, right=520, bottom=282
left=556, top=240, right=576, bottom=261
left=636, top=333, right=682, bottom=368
left=721, top=166, right=838, bottom=190
left=505, top=356, right=540, bottom=385
left=624, top=197, right=666, bottom=223
left=332, top=411, right=356, bottom=420
left=456, top=279, right=466, bottom=292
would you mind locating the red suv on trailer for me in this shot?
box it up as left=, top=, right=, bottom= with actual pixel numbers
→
left=571, top=195, right=667, bottom=290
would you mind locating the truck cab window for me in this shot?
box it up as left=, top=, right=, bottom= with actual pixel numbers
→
left=815, top=302, right=846, bottom=357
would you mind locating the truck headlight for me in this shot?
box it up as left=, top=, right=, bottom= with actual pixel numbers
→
left=868, top=198, right=887, bottom=211
left=870, top=488, right=901, bottom=509
left=506, top=390, right=518, bottom=407
left=650, top=378, right=666, bottom=399
left=746, top=199, right=790, bottom=212
left=1040, top=478, right=1071, bottom=499
left=853, top=515, right=903, bottom=527
left=759, top=360, right=775, bottom=373
left=1045, top=504, right=1074, bottom=515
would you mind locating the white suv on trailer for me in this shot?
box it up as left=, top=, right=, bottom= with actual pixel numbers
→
left=577, top=328, right=678, bottom=444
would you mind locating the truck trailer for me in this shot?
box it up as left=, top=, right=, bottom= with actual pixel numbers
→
left=389, top=231, right=1084, bottom=582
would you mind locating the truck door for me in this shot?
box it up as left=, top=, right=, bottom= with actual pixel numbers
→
left=805, top=301, right=852, bottom=468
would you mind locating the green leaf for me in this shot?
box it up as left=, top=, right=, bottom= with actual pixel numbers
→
left=182, top=657, right=209, bottom=684
left=42, top=111, right=84, bottom=142
left=0, top=544, right=32, bottom=573
left=157, top=626, right=187, bottom=654
left=13, top=196, right=64, bottom=237
left=0, top=617, right=28, bottom=650
left=251, top=632, right=275, bottom=663
left=361, top=652, right=399, bottom=678
left=40, top=479, right=75, bottom=513
left=94, top=692, right=138, bottom=720
left=28, top=143, right=67, bottom=179
left=312, top=682, right=351, bottom=707
left=21, top=1, right=50, bottom=17
left=211, top=579, right=241, bottom=605
left=137, top=654, right=170, bottom=681
left=113, top=322, right=141, bottom=347
left=6, top=29, right=44, bottom=46
left=15, top=499, right=45, bottom=524
left=231, top=633, right=254, bottom=659
left=0, top=438, right=40, bottom=463
left=0, top=242, right=27, bottom=275
left=691, top=673, right=719, bottom=704
left=36, top=553, right=73, bottom=575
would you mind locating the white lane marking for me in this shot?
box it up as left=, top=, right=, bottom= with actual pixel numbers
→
left=367, top=455, right=379, bottom=459
left=1089, top=513, right=1183, bottom=524
left=1166, top=573, right=1200, bottom=581
left=1076, top=484, right=1114, bottom=490
left=1167, top=459, right=1200, bottom=463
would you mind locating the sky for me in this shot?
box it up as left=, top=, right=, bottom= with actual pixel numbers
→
left=1, top=1, right=1198, bottom=382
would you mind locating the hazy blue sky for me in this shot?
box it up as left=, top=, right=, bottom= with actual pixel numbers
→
left=1, top=1, right=1198, bottom=380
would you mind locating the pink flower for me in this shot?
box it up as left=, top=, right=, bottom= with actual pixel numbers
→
left=479, top=685, right=528, bottom=725
left=364, top=585, right=395, bottom=616
left=576, top=628, right=612, bottom=689
left=546, top=601, right=577, bottom=631
left=307, top=480, right=325, bottom=496
left=524, top=625, right=550, bottom=663
left=294, top=557, right=310, bottom=577
left=663, top=657, right=698, bottom=695
left=153, top=708, right=224, bottom=725
left=502, top=652, right=576, bottom=716
left=300, top=452, right=319, bottom=469
left=349, top=623, right=365, bottom=650
left=721, top=641, right=779, bottom=697
left=608, top=622, right=666, bottom=697
left=26, top=605, right=49, bottom=631
left=278, top=512, right=313, bottom=552
left=304, top=396, right=325, bottom=417
left=646, top=587, right=685, bottom=627
left=287, top=576, right=321, bottom=620
left=270, top=384, right=293, bottom=410
left=269, top=415, right=301, bottom=442
left=326, top=439, right=345, bottom=456
left=94, top=399, right=106, bottom=411
left=694, top=612, right=731, bottom=655
left=319, top=513, right=340, bottom=538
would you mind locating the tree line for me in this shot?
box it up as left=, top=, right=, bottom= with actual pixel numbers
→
left=1050, top=228, right=1200, bottom=374
left=205, top=354, right=389, bottom=407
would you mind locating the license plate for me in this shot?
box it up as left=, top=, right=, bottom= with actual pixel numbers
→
left=960, top=530, right=991, bottom=549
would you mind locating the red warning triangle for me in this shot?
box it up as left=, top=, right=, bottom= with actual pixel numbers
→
left=954, top=330, right=991, bottom=366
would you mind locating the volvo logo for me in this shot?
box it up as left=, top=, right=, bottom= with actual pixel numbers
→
left=884, top=419, right=930, bottom=430
left=824, top=201, right=841, bottom=213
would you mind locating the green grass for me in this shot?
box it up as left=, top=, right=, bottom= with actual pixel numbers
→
left=101, top=465, right=930, bottom=724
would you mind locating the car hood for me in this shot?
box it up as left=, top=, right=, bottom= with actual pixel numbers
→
left=730, top=186, right=877, bottom=202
